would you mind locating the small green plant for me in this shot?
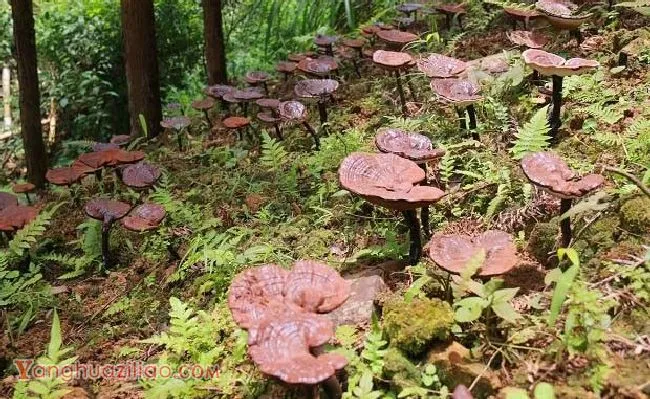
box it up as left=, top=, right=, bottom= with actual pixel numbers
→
left=510, top=106, right=551, bottom=160
left=12, top=310, right=78, bottom=399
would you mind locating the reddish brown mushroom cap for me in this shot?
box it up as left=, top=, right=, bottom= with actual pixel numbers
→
left=84, top=199, right=131, bottom=224
left=288, top=52, right=316, bottom=62
left=373, top=50, right=414, bottom=70
left=93, top=143, right=120, bottom=152
left=256, top=98, right=280, bottom=109
left=520, top=152, right=605, bottom=199
left=360, top=25, right=381, bottom=36
left=0, top=205, right=39, bottom=232
left=435, top=3, right=466, bottom=14
left=314, top=34, right=337, bottom=47
left=342, top=38, right=365, bottom=49
left=276, top=61, right=297, bottom=74
left=397, top=3, right=423, bottom=13
left=223, top=116, right=251, bottom=129
left=204, top=84, right=235, bottom=99
left=294, top=79, right=339, bottom=98
left=222, top=93, right=241, bottom=104
left=535, top=0, right=591, bottom=29
left=46, top=167, right=85, bottom=186
left=78, top=149, right=145, bottom=169
left=110, top=135, right=131, bottom=146
left=338, top=152, right=446, bottom=210
left=71, top=159, right=100, bottom=175
left=247, top=310, right=348, bottom=384
left=191, top=98, right=215, bottom=110
left=427, top=230, right=518, bottom=276
left=296, top=57, right=339, bottom=76
left=121, top=203, right=166, bottom=232
left=228, top=264, right=289, bottom=329
left=507, top=30, right=549, bottom=49
left=246, top=71, right=271, bottom=84
left=121, top=162, right=161, bottom=189
left=376, top=29, right=419, bottom=47
left=0, top=192, right=19, bottom=211
left=160, top=116, right=191, bottom=130
left=430, top=79, right=483, bottom=107
left=257, top=113, right=281, bottom=124
left=522, top=49, right=599, bottom=77
left=12, top=183, right=36, bottom=194
left=503, top=7, right=541, bottom=19
left=375, top=128, right=446, bottom=163
left=283, top=260, right=351, bottom=313
left=233, top=88, right=266, bottom=101
left=417, top=53, right=467, bottom=78
left=278, top=101, right=308, bottom=123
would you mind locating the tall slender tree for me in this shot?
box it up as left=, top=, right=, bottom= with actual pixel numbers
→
left=10, top=0, right=47, bottom=187
left=121, top=0, right=162, bottom=138
left=202, top=0, right=228, bottom=85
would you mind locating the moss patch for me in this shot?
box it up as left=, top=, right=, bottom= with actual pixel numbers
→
left=620, top=196, right=650, bottom=234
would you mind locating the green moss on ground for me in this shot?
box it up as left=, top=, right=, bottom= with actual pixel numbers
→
left=619, top=196, right=650, bottom=234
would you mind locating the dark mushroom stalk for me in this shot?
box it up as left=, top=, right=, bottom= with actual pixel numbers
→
left=403, top=209, right=422, bottom=265
left=302, top=121, right=321, bottom=150
left=317, top=100, right=329, bottom=125
left=467, top=104, right=479, bottom=141
left=101, top=217, right=116, bottom=269
left=559, top=197, right=572, bottom=248
left=549, top=75, right=563, bottom=140
left=394, top=70, right=408, bottom=116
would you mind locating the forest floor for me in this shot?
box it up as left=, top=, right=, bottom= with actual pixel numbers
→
left=1, top=7, right=650, bottom=399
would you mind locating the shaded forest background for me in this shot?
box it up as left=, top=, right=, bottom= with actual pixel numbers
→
left=0, top=0, right=394, bottom=142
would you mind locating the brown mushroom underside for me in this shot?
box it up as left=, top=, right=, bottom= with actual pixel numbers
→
left=223, top=116, right=251, bottom=129
left=84, top=199, right=132, bottom=223
left=121, top=163, right=162, bottom=189
left=0, top=205, right=39, bottom=232
left=161, top=116, right=192, bottom=130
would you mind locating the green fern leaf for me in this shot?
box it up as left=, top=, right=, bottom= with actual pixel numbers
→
left=260, top=131, right=289, bottom=172
left=510, top=106, right=551, bottom=160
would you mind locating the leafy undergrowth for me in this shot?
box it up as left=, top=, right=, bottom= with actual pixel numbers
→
left=2, top=10, right=650, bottom=399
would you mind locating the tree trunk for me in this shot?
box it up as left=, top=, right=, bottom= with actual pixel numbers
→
left=121, top=0, right=162, bottom=138
left=10, top=0, right=48, bottom=188
left=3, top=67, right=11, bottom=129
left=202, top=0, right=228, bottom=85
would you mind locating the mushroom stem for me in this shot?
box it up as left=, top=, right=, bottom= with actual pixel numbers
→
left=321, top=375, right=343, bottom=399
left=418, top=163, right=431, bottom=238
left=24, top=193, right=31, bottom=205
left=560, top=198, right=573, bottom=248
left=317, top=101, right=328, bottom=125
left=549, top=75, right=563, bottom=141
left=101, top=219, right=115, bottom=269
left=352, top=58, right=361, bottom=78
left=262, top=82, right=269, bottom=96
left=202, top=110, right=212, bottom=127
left=242, top=102, right=248, bottom=116
left=456, top=108, right=467, bottom=130
left=177, top=131, right=184, bottom=152
left=273, top=124, right=283, bottom=140
left=406, top=76, right=417, bottom=102
left=302, top=121, right=321, bottom=150
left=467, top=104, right=479, bottom=141
left=403, top=210, right=422, bottom=265
left=394, top=70, right=408, bottom=116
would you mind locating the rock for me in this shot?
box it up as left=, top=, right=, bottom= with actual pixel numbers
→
left=384, top=297, right=453, bottom=356
left=327, top=275, right=387, bottom=327
left=428, top=341, right=502, bottom=398
left=619, top=196, right=650, bottom=235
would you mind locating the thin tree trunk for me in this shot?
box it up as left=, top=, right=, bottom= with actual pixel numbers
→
left=10, top=0, right=47, bottom=188
left=2, top=67, right=11, bottom=129
left=202, top=0, right=228, bottom=85
left=121, top=0, right=162, bottom=138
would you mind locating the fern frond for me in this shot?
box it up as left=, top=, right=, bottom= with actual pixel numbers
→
left=593, top=131, right=625, bottom=147
left=510, top=106, right=551, bottom=160
left=260, top=132, right=289, bottom=173
left=584, top=103, right=623, bottom=125
left=8, top=203, right=63, bottom=257
left=625, top=118, right=650, bottom=137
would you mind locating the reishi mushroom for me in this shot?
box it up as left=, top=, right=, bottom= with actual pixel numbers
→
left=228, top=261, right=350, bottom=398
left=314, top=34, right=337, bottom=56
left=427, top=230, right=519, bottom=276
left=223, top=116, right=251, bottom=141
left=503, top=7, right=541, bottom=30
left=375, top=29, right=419, bottom=51
left=0, top=205, right=39, bottom=235
left=372, top=50, right=414, bottom=115
left=121, top=203, right=166, bottom=232
left=12, top=183, right=36, bottom=205
left=375, top=128, right=445, bottom=237
left=276, top=61, right=297, bottom=81
left=430, top=78, right=483, bottom=140
left=84, top=198, right=132, bottom=268
left=535, top=0, right=591, bottom=43
left=338, top=152, right=446, bottom=264
left=294, top=79, right=339, bottom=125
left=120, top=162, right=161, bottom=191
left=520, top=151, right=604, bottom=248
left=435, top=3, right=467, bottom=30
left=0, top=192, right=19, bottom=211
left=246, top=71, right=271, bottom=96
left=160, top=116, right=192, bottom=151
left=191, top=97, right=216, bottom=127
left=297, top=57, right=339, bottom=78
left=417, top=53, right=467, bottom=78
left=522, top=49, right=598, bottom=140
left=278, top=101, right=320, bottom=149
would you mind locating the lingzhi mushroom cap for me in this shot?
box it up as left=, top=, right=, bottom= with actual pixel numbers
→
left=536, top=0, right=592, bottom=29
left=276, top=61, right=297, bottom=74
left=0, top=205, right=39, bottom=232
left=223, top=116, right=251, bottom=129
left=375, top=128, right=446, bottom=163
left=294, top=79, right=339, bottom=98
left=233, top=87, right=266, bottom=101
left=507, top=30, right=549, bottom=49
left=110, top=135, right=131, bottom=146
left=283, top=260, right=351, bottom=313
left=522, top=49, right=599, bottom=77
left=338, top=152, right=445, bottom=210
left=278, top=101, right=308, bottom=122
left=46, top=167, right=85, bottom=186
left=342, top=38, right=365, bottom=49
left=246, top=71, right=270, bottom=84
left=191, top=98, right=215, bottom=110
left=503, top=7, right=541, bottom=19
left=417, top=53, right=467, bottom=78
left=427, top=230, right=518, bottom=276
left=12, top=183, right=36, bottom=195
left=430, top=79, right=483, bottom=107
left=161, top=116, right=191, bottom=130
left=121, top=162, right=161, bottom=189
left=121, top=203, right=166, bottom=232
left=256, top=98, right=281, bottom=109
left=314, top=34, right=337, bottom=47
left=376, top=29, right=419, bottom=47
left=373, top=50, right=414, bottom=70
left=257, top=113, right=281, bottom=124
left=297, top=57, right=339, bottom=76
left=204, top=84, right=235, bottom=99
left=520, top=151, right=604, bottom=199
left=78, top=149, right=145, bottom=169
left=84, top=199, right=132, bottom=224
left=0, top=192, right=19, bottom=211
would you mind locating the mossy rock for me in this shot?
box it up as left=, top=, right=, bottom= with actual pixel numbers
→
left=619, top=196, right=650, bottom=235
left=573, top=215, right=620, bottom=257
left=383, top=297, right=453, bottom=356
left=527, top=221, right=558, bottom=265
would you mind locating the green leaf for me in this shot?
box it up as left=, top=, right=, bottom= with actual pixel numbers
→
left=534, top=382, right=556, bottom=399
left=454, top=297, right=486, bottom=322
left=503, top=387, right=530, bottom=399
left=48, top=310, right=63, bottom=359
left=492, top=301, right=521, bottom=323
left=510, top=106, right=551, bottom=160
left=548, top=250, right=580, bottom=325
left=404, top=275, right=432, bottom=303
left=492, top=287, right=519, bottom=304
